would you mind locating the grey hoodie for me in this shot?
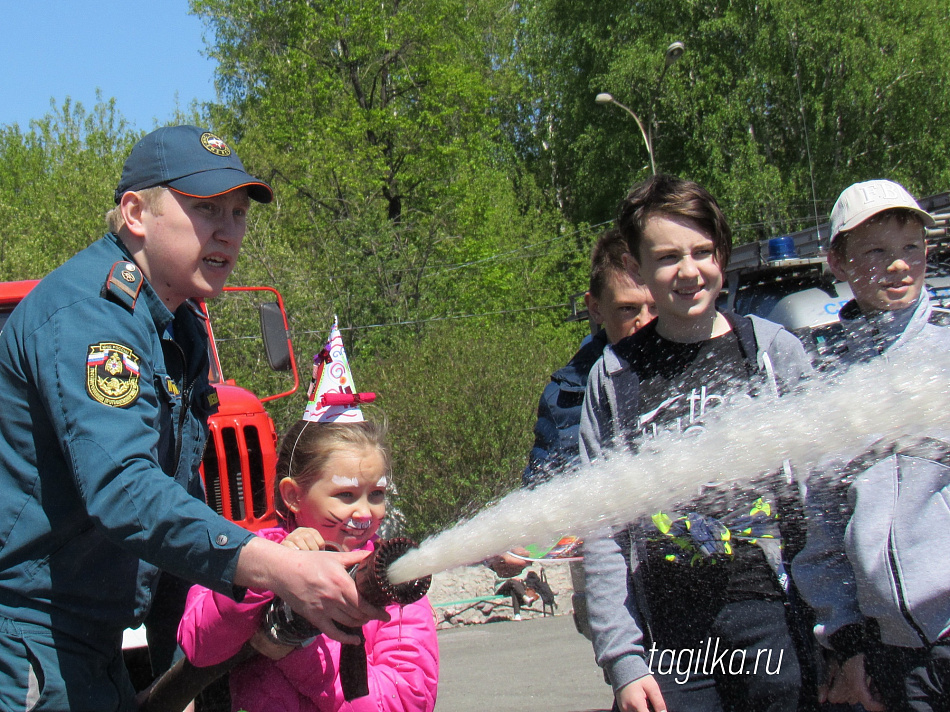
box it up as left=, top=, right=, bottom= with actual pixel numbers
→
left=579, top=313, right=811, bottom=692
left=792, top=291, right=950, bottom=653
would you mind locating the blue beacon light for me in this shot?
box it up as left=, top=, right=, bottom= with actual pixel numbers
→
left=767, top=236, right=797, bottom=262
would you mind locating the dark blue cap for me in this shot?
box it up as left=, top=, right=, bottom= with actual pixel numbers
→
left=114, top=125, right=273, bottom=204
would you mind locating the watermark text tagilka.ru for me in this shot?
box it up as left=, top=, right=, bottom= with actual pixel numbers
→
left=648, top=638, right=785, bottom=685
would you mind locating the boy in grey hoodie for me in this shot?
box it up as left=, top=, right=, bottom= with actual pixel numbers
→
left=792, top=179, right=950, bottom=711
left=580, top=175, right=812, bottom=712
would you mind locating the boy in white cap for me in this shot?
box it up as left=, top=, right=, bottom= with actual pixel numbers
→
left=0, top=126, right=385, bottom=710
left=792, top=179, right=950, bottom=711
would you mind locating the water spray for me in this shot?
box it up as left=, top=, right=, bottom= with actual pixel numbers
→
left=387, top=347, right=950, bottom=585
left=138, top=538, right=431, bottom=712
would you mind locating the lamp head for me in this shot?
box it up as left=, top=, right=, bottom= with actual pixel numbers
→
left=665, top=41, right=685, bottom=66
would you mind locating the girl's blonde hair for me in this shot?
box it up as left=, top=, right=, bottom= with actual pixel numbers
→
left=275, top=418, right=391, bottom=528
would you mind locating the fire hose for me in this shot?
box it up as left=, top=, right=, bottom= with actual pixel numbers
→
left=136, top=537, right=431, bottom=712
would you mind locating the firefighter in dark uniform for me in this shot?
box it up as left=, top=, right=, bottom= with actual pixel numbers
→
left=0, top=126, right=385, bottom=711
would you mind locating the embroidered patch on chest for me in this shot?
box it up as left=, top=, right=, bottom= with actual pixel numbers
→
left=86, top=342, right=142, bottom=407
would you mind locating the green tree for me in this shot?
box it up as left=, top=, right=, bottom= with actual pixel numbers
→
left=0, top=98, right=140, bottom=279
left=186, top=0, right=588, bottom=538
left=513, top=0, right=950, bottom=242
left=191, top=0, right=577, bottom=355
left=358, top=316, right=582, bottom=539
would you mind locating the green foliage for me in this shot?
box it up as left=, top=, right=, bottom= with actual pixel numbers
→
left=204, top=293, right=588, bottom=542
left=190, top=0, right=574, bottom=358
left=356, top=317, right=583, bottom=540
left=183, top=7, right=590, bottom=552
left=0, top=98, right=140, bottom=279
left=513, top=0, right=950, bottom=242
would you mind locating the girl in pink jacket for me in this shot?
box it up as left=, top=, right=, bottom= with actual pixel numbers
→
left=178, top=418, right=439, bottom=712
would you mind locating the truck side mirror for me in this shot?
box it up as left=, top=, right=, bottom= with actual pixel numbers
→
left=259, top=302, right=293, bottom=372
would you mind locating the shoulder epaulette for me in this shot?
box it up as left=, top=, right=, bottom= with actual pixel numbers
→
left=102, top=261, right=143, bottom=312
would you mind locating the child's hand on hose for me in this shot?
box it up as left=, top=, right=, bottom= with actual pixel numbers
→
left=281, top=527, right=327, bottom=552
left=822, top=654, right=885, bottom=711
left=251, top=528, right=330, bottom=661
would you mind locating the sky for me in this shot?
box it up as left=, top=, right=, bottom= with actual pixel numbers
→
left=1, top=0, right=217, bottom=132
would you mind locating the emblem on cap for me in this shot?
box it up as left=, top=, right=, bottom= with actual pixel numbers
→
left=200, top=132, right=232, bottom=157
left=86, top=342, right=142, bottom=408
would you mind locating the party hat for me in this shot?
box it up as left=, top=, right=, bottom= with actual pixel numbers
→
left=302, top=316, right=376, bottom=423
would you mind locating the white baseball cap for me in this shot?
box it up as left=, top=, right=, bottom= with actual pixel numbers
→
left=830, top=179, right=934, bottom=244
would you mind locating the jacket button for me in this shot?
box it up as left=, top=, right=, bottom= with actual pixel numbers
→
left=216, top=534, right=229, bottom=546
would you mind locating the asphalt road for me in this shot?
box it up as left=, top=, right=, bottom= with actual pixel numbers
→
left=436, top=614, right=613, bottom=711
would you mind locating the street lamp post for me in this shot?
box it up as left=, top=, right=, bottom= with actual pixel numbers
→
left=595, top=41, right=685, bottom=174
left=594, top=93, right=656, bottom=174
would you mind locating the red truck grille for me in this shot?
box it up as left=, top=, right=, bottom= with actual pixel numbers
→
left=201, top=421, right=275, bottom=530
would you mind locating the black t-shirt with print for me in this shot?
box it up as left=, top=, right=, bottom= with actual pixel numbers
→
left=620, top=320, right=784, bottom=605
left=633, top=323, right=752, bottom=447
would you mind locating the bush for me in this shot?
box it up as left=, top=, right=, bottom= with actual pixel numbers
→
left=356, top=317, right=582, bottom=540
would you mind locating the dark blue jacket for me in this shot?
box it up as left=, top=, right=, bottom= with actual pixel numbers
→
left=523, top=330, right=609, bottom=487
left=0, top=233, right=252, bottom=646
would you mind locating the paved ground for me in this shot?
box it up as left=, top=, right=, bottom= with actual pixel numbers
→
left=436, top=613, right=613, bottom=712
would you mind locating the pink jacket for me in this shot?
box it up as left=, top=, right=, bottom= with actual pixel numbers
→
left=178, top=529, right=439, bottom=712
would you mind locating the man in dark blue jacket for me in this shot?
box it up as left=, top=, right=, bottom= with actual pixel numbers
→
left=487, top=229, right=653, bottom=581
left=524, top=228, right=655, bottom=488
left=0, top=126, right=385, bottom=711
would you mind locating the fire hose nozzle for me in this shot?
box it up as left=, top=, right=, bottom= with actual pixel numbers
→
left=351, top=536, right=432, bottom=606
left=264, top=537, right=431, bottom=646
left=137, top=538, right=431, bottom=712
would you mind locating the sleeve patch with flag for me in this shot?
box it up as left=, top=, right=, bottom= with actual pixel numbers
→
left=86, top=342, right=142, bottom=407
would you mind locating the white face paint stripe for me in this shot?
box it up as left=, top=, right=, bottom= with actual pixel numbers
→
left=376, top=477, right=388, bottom=487
left=331, top=476, right=360, bottom=487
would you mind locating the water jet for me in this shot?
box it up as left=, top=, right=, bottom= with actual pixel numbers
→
left=388, top=347, right=950, bottom=585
